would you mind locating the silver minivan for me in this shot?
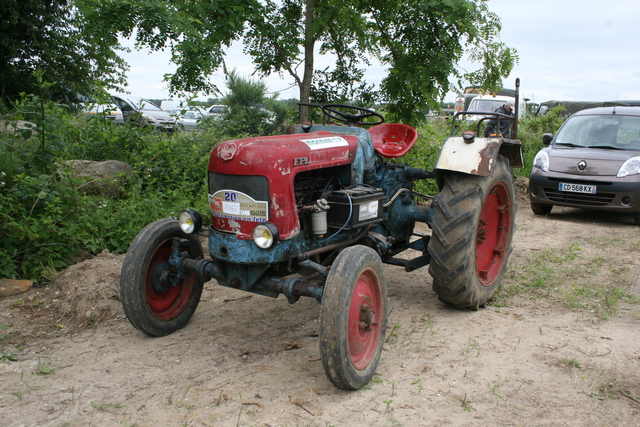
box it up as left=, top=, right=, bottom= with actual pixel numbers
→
left=529, top=106, right=640, bottom=225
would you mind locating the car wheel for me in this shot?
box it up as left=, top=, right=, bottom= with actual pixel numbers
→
left=531, top=203, right=552, bottom=215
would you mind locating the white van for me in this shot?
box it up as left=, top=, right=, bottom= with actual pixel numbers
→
left=467, top=94, right=526, bottom=118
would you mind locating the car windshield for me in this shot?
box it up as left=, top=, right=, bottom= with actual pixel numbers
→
left=138, top=99, right=163, bottom=111
left=468, top=99, right=506, bottom=113
left=555, top=114, right=640, bottom=150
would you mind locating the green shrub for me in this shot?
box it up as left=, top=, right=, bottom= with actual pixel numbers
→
left=0, top=171, right=100, bottom=280
left=516, top=106, right=566, bottom=177
left=58, top=113, right=149, bottom=163
left=0, top=79, right=226, bottom=280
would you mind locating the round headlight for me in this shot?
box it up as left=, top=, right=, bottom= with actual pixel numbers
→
left=253, top=222, right=279, bottom=249
left=179, top=209, right=202, bottom=234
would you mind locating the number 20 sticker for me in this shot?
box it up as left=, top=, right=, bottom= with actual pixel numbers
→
left=209, top=190, right=269, bottom=222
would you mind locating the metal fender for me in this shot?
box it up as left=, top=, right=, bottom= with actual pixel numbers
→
left=435, top=136, right=523, bottom=177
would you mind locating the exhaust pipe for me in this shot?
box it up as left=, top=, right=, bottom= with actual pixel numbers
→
left=512, top=77, right=520, bottom=140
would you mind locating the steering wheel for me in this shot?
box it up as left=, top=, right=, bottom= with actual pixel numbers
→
left=321, top=104, right=384, bottom=126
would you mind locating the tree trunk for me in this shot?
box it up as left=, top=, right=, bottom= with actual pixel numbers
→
left=299, top=0, right=315, bottom=123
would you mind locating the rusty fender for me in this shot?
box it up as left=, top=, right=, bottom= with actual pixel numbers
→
left=435, top=136, right=523, bottom=176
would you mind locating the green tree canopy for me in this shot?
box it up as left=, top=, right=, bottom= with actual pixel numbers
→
left=79, top=0, right=516, bottom=124
left=0, top=0, right=127, bottom=105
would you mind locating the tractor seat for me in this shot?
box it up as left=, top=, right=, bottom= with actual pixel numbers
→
left=368, top=123, right=418, bottom=158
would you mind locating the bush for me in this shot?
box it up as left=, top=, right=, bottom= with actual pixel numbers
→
left=0, top=86, right=224, bottom=281
left=516, top=106, right=567, bottom=177
left=0, top=171, right=100, bottom=280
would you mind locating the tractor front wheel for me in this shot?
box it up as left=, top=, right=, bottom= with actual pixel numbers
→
left=319, top=245, right=388, bottom=390
left=428, top=155, right=516, bottom=309
left=120, top=219, right=205, bottom=336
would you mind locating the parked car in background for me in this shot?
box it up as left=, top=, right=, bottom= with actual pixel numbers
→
left=84, top=103, right=123, bottom=124
left=203, top=104, right=228, bottom=117
left=176, top=110, right=203, bottom=131
left=160, top=99, right=189, bottom=112
left=533, top=100, right=640, bottom=117
left=111, top=94, right=177, bottom=131
left=529, top=106, right=640, bottom=225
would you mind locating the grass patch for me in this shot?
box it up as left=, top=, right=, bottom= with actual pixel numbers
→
left=458, top=393, right=474, bottom=412
left=0, top=351, right=18, bottom=362
left=561, top=357, right=582, bottom=369
left=495, top=240, right=639, bottom=320
left=35, top=355, right=66, bottom=375
left=91, top=401, right=124, bottom=413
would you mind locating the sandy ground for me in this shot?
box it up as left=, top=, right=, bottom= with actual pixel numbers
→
left=1, top=178, right=639, bottom=427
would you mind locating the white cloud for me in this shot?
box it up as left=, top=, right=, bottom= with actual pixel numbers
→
left=487, top=0, right=640, bottom=102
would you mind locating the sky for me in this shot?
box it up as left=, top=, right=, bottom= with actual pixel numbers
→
left=118, top=0, right=640, bottom=105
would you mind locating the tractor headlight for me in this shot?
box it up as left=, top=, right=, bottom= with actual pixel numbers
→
left=253, top=222, right=279, bottom=249
left=179, top=209, right=202, bottom=234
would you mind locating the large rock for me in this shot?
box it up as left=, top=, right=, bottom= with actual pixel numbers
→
left=63, top=160, right=133, bottom=195
left=0, top=279, right=33, bottom=298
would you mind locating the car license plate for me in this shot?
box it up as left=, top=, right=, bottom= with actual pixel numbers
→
left=558, top=183, right=596, bottom=194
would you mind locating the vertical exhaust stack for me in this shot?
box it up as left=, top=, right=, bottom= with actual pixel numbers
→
left=512, top=77, right=520, bottom=140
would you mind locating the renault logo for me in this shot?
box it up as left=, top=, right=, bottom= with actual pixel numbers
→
left=578, top=160, right=587, bottom=171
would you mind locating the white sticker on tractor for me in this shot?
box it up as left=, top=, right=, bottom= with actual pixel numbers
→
left=301, top=136, right=349, bottom=150
left=209, top=190, right=268, bottom=222
left=359, top=200, right=379, bottom=221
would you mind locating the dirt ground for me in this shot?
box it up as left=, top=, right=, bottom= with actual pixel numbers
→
left=1, top=178, right=640, bottom=427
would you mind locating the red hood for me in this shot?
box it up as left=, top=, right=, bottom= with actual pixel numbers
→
left=208, top=130, right=360, bottom=239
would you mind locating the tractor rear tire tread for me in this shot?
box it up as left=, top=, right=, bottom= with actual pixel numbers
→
left=428, top=156, right=516, bottom=309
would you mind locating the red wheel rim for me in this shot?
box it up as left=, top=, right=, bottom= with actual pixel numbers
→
left=144, top=239, right=197, bottom=321
left=347, top=268, right=383, bottom=370
left=476, top=181, right=512, bottom=286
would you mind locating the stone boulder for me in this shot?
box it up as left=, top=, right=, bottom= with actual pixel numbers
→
left=63, top=160, right=133, bottom=196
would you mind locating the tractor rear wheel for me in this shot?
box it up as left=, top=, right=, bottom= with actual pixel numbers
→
left=428, top=155, right=516, bottom=309
left=120, top=219, right=205, bottom=336
left=319, top=245, right=387, bottom=390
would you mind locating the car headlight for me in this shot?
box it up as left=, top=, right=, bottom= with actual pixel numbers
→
left=532, top=150, right=549, bottom=172
left=617, top=156, right=640, bottom=178
left=179, top=209, right=202, bottom=234
left=253, top=222, right=279, bottom=249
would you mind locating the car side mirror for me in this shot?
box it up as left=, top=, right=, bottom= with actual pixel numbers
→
left=542, top=133, right=553, bottom=145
